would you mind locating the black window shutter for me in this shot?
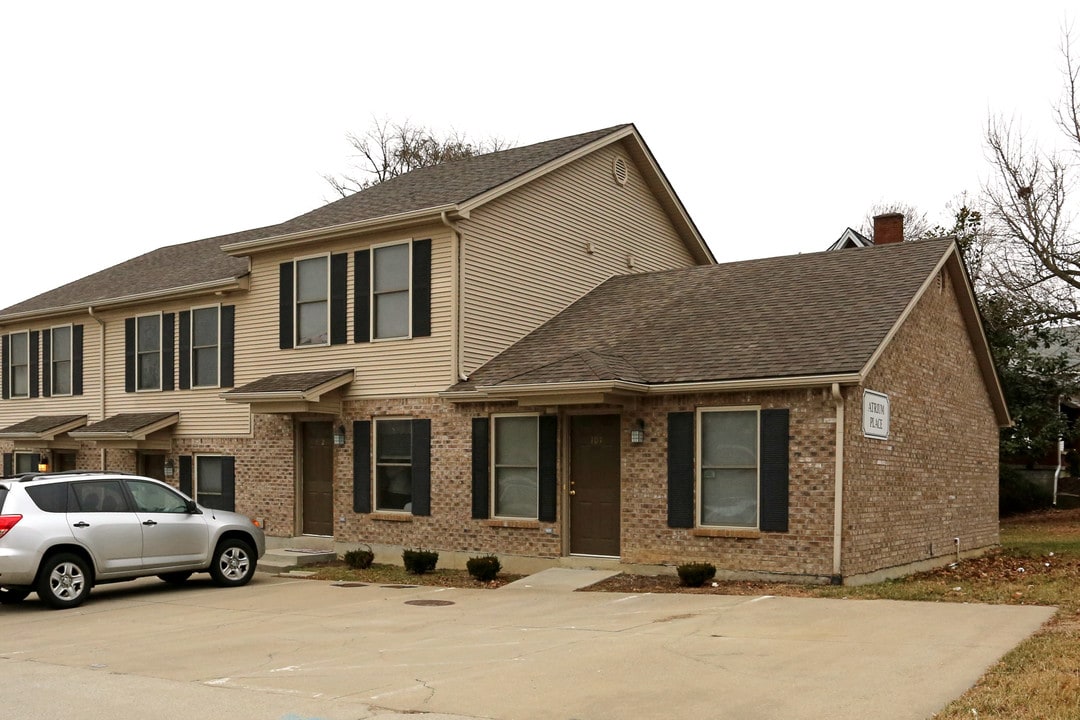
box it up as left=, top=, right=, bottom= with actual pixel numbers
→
left=2, top=453, right=11, bottom=477
left=220, top=305, right=235, bottom=388
left=667, top=412, right=695, bottom=528
left=471, top=417, right=490, bottom=519
left=1, top=335, right=8, bottom=400
left=538, top=415, right=558, bottom=522
left=221, top=456, right=236, bottom=512
left=353, top=250, right=371, bottom=343
left=330, top=253, right=348, bottom=345
left=353, top=420, right=371, bottom=513
left=279, top=261, right=294, bottom=349
left=72, top=325, right=84, bottom=396
left=41, top=329, right=52, bottom=397
left=161, top=313, right=175, bottom=391
left=178, top=311, right=191, bottom=390
left=412, top=239, right=432, bottom=338
left=178, top=455, right=193, bottom=497
left=759, top=409, right=790, bottom=533
left=124, top=318, right=136, bottom=393
left=29, top=331, right=39, bottom=398
left=411, top=419, right=432, bottom=516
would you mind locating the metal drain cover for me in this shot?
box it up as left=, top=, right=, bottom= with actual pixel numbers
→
left=381, top=584, right=418, bottom=589
left=331, top=582, right=368, bottom=588
left=404, top=599, right=455, bottom=607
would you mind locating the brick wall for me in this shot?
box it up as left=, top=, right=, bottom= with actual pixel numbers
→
left=841, top=269, right=999, bottom=577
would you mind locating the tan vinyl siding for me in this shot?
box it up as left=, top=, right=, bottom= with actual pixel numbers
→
left=233, top=225, right=455, bottom=398
left=0, top=316, right=102, bottom=427
left=96, top=301, right=251, bottom=436
left=460, top=143, right=701, bottom=374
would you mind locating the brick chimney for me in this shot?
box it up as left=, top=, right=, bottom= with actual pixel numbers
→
left=873, top=213, right=904, bottom=245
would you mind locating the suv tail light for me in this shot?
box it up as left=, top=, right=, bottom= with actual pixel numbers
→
left=0, top=515, right=22, bottom=539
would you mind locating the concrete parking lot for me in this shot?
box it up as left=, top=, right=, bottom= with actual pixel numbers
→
left=0, top=570, right=1055, bottom=720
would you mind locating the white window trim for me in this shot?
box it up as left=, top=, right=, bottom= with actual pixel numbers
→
left=490, top=412, right=540, bottom=520
left=695, top=405, right=761, bottom=530
left=194, top=453, right=226, bottom=504
left=8, top=330, right=30, bottom=399
left=190, top=303, right=221, bottom=389
left=293, top=253, right=331, bottom=348
left=50, top=324, right=74, bottom=397
left=369, top=239, right=413, bottom=342
left=135, top=313, right=163, bottom=392
left=373, top=417, right=413, bottom=513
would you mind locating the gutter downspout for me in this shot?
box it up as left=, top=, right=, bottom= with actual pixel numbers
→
left=831, top=383, right=845, bottom=582
left=440, top=211, right=469, bottom=382
left=87, top=306, right=107, bottom=471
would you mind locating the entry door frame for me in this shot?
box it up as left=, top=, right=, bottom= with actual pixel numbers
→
left=564, top=410, right=622, bottom=558
left=296, top=417, right=336, bottom=537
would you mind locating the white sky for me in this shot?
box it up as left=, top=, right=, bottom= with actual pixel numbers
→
left=1, top=1, right=1075, bottom=310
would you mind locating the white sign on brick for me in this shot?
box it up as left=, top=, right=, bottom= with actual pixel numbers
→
left=862, top=390, right=890, bottom=439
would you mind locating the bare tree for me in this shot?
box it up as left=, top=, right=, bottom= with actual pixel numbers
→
left=324, top=118, right=511, bottom=197
left=982, top=28, right=1080, bottom=325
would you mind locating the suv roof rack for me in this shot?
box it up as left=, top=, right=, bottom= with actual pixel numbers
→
left=16, top=470, right=137, bottom=483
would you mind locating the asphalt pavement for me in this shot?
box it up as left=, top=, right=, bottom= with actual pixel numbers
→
left=0, top=569, right=1055, bottom=720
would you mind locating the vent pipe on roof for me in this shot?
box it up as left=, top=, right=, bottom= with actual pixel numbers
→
left=873, top=213, right=904, bottom=245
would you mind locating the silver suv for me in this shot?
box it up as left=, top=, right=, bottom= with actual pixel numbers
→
left=0, top=471, right=265, bottom=609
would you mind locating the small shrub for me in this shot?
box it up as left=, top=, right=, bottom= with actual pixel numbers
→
left=466, top=555, right=502, bottom=582
left=999, top=466, right=1052, bottom=516
left=343, top=545, right=374, bottom=570
left=677, top=562, right=716, bottom=588
left=402, top=549, right=439, bottom=575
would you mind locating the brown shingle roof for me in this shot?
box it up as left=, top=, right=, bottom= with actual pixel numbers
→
left=70, top=412, right=179, bottom=435
left=226, top=369, right=353, bottom=395
left=452, top=238, right=955, bottom=389
left=0, top=126, right=628, bottom=319
left=0, top=415, right=86, bottom=436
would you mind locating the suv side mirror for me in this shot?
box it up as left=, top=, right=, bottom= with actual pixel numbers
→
left=185, top=500, right=202, bottom=514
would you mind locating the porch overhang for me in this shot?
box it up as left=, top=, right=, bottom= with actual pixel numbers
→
left=68, top=412, right=180, bottom=450
left=221, top=369, right=354, bottom=415
left=440, top=373, right=865, bottom=405
left=0, top=415, right=87, bottom=449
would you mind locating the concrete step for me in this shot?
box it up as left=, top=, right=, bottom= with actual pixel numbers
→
left=257, top=548, right=338, bottom=573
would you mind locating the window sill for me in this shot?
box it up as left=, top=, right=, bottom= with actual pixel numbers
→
left=483, top=519, right=542, bottom=529
left=691, top=528, right=761, bottom=539
left=370, top=512, right=413, bottom=522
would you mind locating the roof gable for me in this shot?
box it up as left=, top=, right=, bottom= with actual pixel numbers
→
left=450, top=238, right=1008, bottom=424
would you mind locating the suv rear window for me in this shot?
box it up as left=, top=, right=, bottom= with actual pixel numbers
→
left=26, top=483, right=71, bottom=513
left=0, top=486, right=8, bottom=512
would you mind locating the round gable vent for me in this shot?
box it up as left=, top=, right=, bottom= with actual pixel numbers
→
left=612, top=156, right=629, bottom=186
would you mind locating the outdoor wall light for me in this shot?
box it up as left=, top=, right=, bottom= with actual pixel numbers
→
left=164, top=458, right=175, bottom=477
left=333, top=424, right=347, bottom=446
left=37, top=456, right=49, bottom=472
left=631, top=420, right=646, bottom=445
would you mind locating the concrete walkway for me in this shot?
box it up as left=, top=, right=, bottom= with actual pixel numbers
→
left=0, top=571, right=1055, bottom=720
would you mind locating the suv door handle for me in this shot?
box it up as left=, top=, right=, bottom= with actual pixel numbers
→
left=73, top=521, right=90, bottom=528
left=142, top=520, right=157, bottom=526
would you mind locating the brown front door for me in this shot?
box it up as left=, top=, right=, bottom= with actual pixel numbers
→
left=570, top=415, right=621, bottom=556
left=302, top=421, right=334, bottom=536
left=138, top=453, right=166, bottom=481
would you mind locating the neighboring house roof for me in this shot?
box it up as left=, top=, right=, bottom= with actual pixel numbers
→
left=827, top=227, right=872, bottom=251
left=447, top=238, right=1009, bottom=425
left=2, top=124, right=710, bottom=322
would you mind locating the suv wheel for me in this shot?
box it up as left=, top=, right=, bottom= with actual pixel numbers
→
left=0, top=587, right=31, bottom=604
left=37, top=553, right=91, bottom=609
left=209, top=539, right=256, bottom=587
